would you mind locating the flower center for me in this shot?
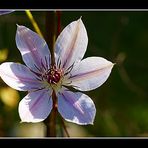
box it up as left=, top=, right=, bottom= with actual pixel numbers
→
left=46, top=65, right=62, bottom=84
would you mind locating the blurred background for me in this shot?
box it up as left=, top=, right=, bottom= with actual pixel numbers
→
left=0, top=10, right=148, bottom=137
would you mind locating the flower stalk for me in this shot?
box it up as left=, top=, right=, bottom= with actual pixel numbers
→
left=44, top=90, right=57, bottom=137
left=45, top=11, right=56, bottom=65
left=56, top=11, right=61, bottom=36
left=44, top=11, right=57, bottom=137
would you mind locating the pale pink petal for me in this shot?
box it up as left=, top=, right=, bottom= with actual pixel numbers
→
left=67, top=57, right=114, bottom=91
left=57, top=87, right=96, bottom=125
left=16, top=25, right=50, bottom=72
left=0, top=10, right=14, bottom=15
left=19, top=89, right=53, bottom=123
left=55, top=18, right=88, bottom=70
left=0, top=62, right=43, bottom=91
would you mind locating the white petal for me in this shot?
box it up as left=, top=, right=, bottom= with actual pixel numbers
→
left=55, top=18, right=88, bottom=70
left=57, top=87, right=96, bottom=125
left=0, top=62, right=43, bottom=91
left=68, top=57, right=114, bottom=91
left=16, top=25, right=50, bottom=73
left=19, top=89, right=53, bottom=123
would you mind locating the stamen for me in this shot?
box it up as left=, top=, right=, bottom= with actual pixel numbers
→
left=45, top=65, right=62, bottom=84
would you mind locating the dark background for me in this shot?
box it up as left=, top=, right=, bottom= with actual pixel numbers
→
left=0, top=11, right=148, bottom=137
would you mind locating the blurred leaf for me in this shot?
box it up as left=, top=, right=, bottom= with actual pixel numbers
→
left=0, top=48, right=8, bottom=62
left=0, top=87, right=19, bottom=109
left=10, top=122, right=46, bottom=137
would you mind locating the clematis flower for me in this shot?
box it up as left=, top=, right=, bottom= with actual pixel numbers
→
left=0, top=18, right=114, bottom=125
left=0, top=10, right=14, bottom=15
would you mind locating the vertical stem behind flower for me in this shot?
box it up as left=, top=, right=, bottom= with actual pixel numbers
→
left=44, top=11, right=57, bottom=137
left=56, top=11, right=61, bottom=36
left=56, top=11, right=70, bottom=137
left=45, top=11, right=56, bottom=65
left=44, top=91, right=57, bottom=137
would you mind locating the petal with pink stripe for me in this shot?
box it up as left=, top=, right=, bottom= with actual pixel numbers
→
left=57, top=87, right=96, bottom=125
left=55, top=18, right=88, bottom=70
left=19, top=89, right=52, bottom=123
left=69, top=57, right=114, bottom=91
left=16, top=25, right=50, bottom=72
left=0, top=62, right=43, bottom=91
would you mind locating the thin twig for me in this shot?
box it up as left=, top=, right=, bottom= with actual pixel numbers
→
left=61, top=116, right=70, bottom=137
left=25, top=10, right=43, bottom=38
left=118, top=64, right=147, bottom=97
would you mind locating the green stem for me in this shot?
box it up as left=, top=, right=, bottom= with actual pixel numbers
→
left=25, top=10, right=43, bottom=38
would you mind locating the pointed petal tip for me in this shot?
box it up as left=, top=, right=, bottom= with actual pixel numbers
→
left=78, top=121, right=95, bottom=125
left=64, top=118, right=94, bottom=125
left=20, top=120, right=31, bottom=123
left=16, top=24, right=27, bottom=32
left=77, top=16, right=83, bottom=23
left=16, top=24, right=22, bottom=29
left=105, top=60, right=115, bottom=69
left=75, top=16, right=83, bottom=25
left=83, top=117, right=95, bottom=125
left=110, top=62, right=115, bottom=67
left=16, top=24, right=23, bottom=32
left=110, top=62, right=115, bottom=69
left=90, top=121, right=94, bottom=125
left=20, top=120, right=32, bottom=123
left=78, top=121, right=94, bottom=125
left=113, top=62, right=116, bottom=66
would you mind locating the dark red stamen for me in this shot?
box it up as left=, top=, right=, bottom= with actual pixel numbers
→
left=46, top=65, right=61, bottom=84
